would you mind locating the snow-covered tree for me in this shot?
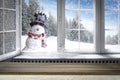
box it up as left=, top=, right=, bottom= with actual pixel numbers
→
left=106, top=34, right=118, bottom=45
left=22, top=0, right=58, bottom=37
left=80, top=30, right=93, bottom=43
left=112, top=34, right=118, bottom=44
left=46, top=13, right=57, bottom=37
left=22, top=0, right=29, bottom=35
left=67, top=12, right=79, bottom=41
left=27, top=0, right=40, bottom=30
left=66, top=13, right=93, bottom=43
left=28, top=0, right=40, bottom=22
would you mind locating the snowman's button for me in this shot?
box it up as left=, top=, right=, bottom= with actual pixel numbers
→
left=36, top=28, right=39, bottom=31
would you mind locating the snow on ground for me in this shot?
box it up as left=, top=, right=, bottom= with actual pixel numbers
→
left=15, top=36, right=120, bottom=59
left=65, top=39, right=94, bottom=52
left=21, top=35, right=94, bottom=52
left=21, top=35, right=57, bottom=53
left=105, top=45, right=120, bottom=52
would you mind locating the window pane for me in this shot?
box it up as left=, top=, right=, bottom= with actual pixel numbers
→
left=0, top=33, right=3, bottom=55
left=0, top=0, right=17, bottom=61
left=65, top=30, right=80, bottom=51
left=80, top=11, right=94, bottom=30
left=105, top=30, right=119, bottom=51
left=5, top=32, right=16, bottom=53
left=0, top=9, right=3, bottom=31
left=105, top=12, right=118, bottom=30
left=4, top=0, right=16, bottom=9
left=4, top=10, right=16, bottom=30
left=66, top=0, right=79, bottom=9
left=21, top=0, right=57, bottom=52
left=105, top=0, right=120, bottom=52
left=65, top=0, right=94, bottom=52
left=65, top=10, right=79, bottom=29
left=80, top=30, right=94, bottom=50
left=105, top=0, right=118, bottom=10
left=80, top=0, right=93, bottom=9
left=0, top=0, right=3, bottom=8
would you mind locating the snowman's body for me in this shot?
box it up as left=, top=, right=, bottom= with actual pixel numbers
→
left=25, top=24, right=46, bottom=50
left=23, top=12, right=47, bottom=50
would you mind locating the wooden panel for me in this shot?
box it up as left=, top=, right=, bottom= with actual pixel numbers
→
left=0, top=62, right=120, bottom=75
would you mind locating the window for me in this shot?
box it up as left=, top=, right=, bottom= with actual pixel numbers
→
left=21, top=0, right=95, bottom=54
left=105, top=0, right=120, bottom=52
left=0, top=0, right=120, bottom=61
left=0, top=0, right=20, bottom=61
left=65, top=0, right=94, bottom=52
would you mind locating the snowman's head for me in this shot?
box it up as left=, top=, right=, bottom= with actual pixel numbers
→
left=30, top=25, right=45, bottom=34
left=30, top=12, right=47, bottom=29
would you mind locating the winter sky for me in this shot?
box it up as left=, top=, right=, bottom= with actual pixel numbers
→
left=24, top=0, right=119, bottom=36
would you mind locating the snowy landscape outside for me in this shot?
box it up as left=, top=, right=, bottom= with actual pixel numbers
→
left=19, top=0, right=120, bottom=59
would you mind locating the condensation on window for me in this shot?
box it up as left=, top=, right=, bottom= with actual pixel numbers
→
left=105, top=0, right=120, bottom=52
left=65, top=0, right=94, bottom=52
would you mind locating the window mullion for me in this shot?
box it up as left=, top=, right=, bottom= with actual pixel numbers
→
left=100, top=0, right=105, bottom=53
left=95, top=0, right=105, bottom=53
left=118, top=0, right=120, bottom=46
left=57, top=0, right=65, bottom=52
left=3, top=0, right=5, bottom=54
left=78, top=0, right=81, bottom=50
left=16, top=0, right=21, bottom=51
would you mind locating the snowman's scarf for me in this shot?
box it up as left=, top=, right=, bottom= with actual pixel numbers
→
left=28, top=32, right=45, bottom=39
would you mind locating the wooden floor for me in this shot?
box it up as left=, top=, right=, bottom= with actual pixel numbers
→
left=0, top=75, right=120, bottom=80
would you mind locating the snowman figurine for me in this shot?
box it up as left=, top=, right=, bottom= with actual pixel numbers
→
left=24, top=12, right=47, bottom=50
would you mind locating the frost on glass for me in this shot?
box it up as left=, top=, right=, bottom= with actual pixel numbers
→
left=80, top=0, right=93, bottom=9
left=80, top=11, right=94, bottom=30
left=65, top=0, right=78, bottom=9
left=65, top=0, right=94, bottom=52
left=65, top=30, right=80, bottom=50
left=105, top=31, right=119, bottom=51
left=80, top=30, right=94, bottom=50
left=5, top=32, right=16, bottom=53
left=105, top=0, right=120, bottom=51
left=65, top=10, right=79, bottom=29
left=4, top=0, right=16, bottom=9
left=0, top=33, right=3, bottom=55
left=66, top=30, right=79, bottom=41
left=105, top=0, right=118, bottom=10
left=105, top=12, right=118, bottom=30
left=0, top=0, right=3, bottom=8
left=80, top=30, right=93, bottom=43
left=0, top=9, right=3, bottom=31
left=4, top=10, right=16, bottom=30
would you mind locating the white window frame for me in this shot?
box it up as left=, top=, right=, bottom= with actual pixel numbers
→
left=104, top=0, right=120, bottom=53
left=58, top=0, right=120, bottom=54
left=1, top=0, right=120, bottom=62
left=94, top=0, right=105, bottom=53
left=100, top=0, right=120, bottom=53
left=0, top=0, right=21, bottom=61
left=58, top=0, right=102, bottom=53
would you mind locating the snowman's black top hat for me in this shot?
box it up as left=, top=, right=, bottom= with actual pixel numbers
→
left=30, top=12, right=47, bottom=28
